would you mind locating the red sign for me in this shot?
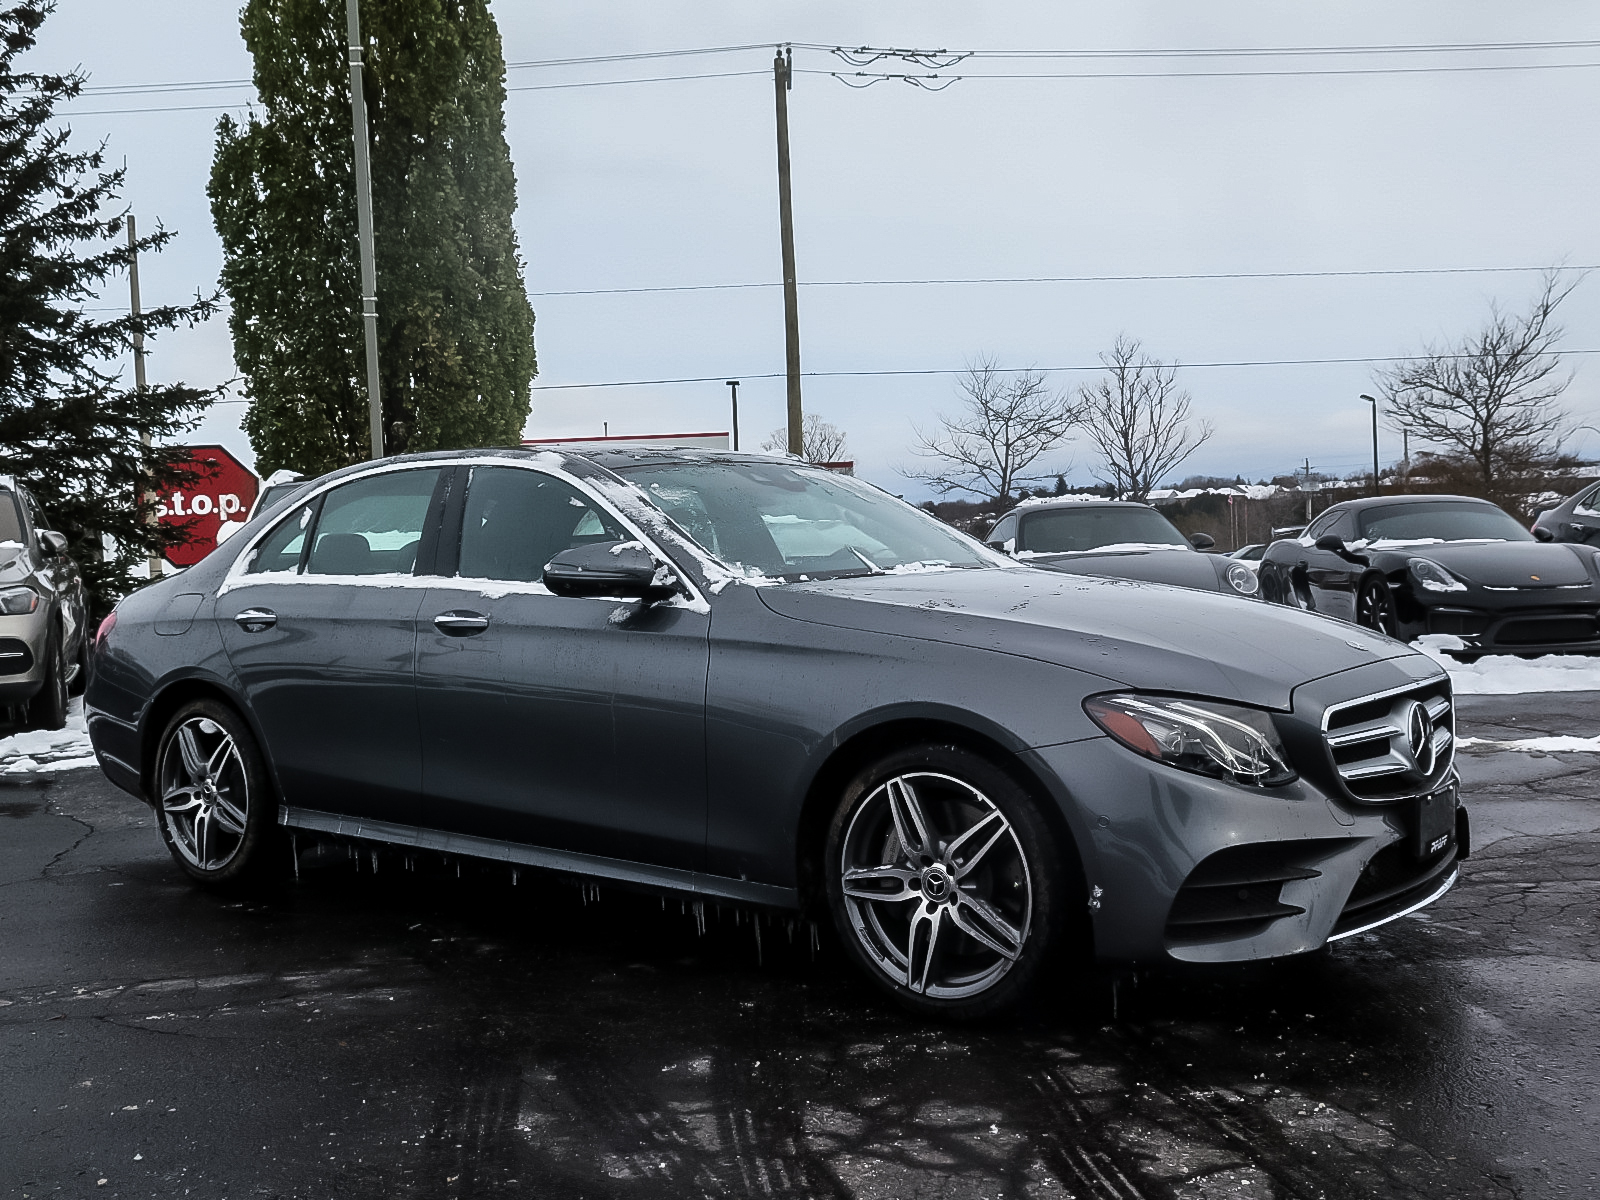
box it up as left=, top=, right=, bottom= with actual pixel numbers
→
left=154, top=446, right=259, bottom=567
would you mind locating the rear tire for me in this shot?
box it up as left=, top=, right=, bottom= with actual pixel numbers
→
left=824, top=744, right=1067, bottom=1020
left=153, top=700, right=283, bottom=888
left=24, top=628, right=68, bottom=732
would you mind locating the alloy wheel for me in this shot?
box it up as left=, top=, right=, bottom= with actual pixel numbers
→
left=158, top=716, right=250, bottom=872
left=1357, top=581, right=1398, bottom=636
left=838, top=771, right=1033, bottom=1000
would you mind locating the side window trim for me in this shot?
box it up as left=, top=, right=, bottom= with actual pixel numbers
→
left=413, top=466, right=463, bottom=578
left=293, top=494, right=327, bottom=575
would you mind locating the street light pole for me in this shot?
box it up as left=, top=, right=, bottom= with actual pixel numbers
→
left=725, top=380, right=741, bottom=451
left=1359, top=393, right=1379, bottom=497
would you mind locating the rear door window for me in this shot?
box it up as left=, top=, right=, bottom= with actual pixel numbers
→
left=246, top=501, right=318, bottom=574
left=305, top=469, right=442, bottom=576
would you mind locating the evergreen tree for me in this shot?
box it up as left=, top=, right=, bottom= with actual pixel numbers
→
left=0, top=0, right=219, bottom=614
left=210, top=0, right=536, bottom=477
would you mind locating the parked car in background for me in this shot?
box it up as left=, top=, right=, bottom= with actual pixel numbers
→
left=1532, top=480, right=1600, bottom=546
left=1259, top=494, right=1600, bottom=656
left=88, top=449, right=1466, bottom=1018
left=0, top=476, right=88, bottom=731
left=984, top=499, right=1259, bottom=597
left=1228, top=543, right=1266, bottom=571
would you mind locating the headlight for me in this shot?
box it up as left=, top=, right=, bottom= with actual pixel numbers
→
left=1224, top=561, right=1259, bottom=595
left=1408, top=558, right=1467, bottom=593
left=0, top=585, right=40, bottom=615
left=1084, top=693, right=1297, bottom=787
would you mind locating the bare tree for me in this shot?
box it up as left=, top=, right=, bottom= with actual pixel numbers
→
left=1375, top=270, right=1580, bottom=500
left=906, top=358, right=1078, bottom=501
left=1076, top=336, right=1212, bottom=501
left=761, top=413, right=849, bottom=463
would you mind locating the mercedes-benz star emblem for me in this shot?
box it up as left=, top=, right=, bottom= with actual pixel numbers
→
left=1404, top=700, right=1435, bottom=775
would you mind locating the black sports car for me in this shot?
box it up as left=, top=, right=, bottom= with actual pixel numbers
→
left=984, top=500, right=1260, bottom=597
left=1259, top=494, right=1600, bottom=655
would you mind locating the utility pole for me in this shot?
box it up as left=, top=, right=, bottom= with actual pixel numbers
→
left=773, top=46, right=803, bottom=456
left=725, top=380, right=741, bottom=450
left=346, top=0, right=383, bottom=461
left=128, top=215, right=160, bottom=580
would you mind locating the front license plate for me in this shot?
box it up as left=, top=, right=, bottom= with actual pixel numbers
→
left=1412, top=785, right=1457, bottom=860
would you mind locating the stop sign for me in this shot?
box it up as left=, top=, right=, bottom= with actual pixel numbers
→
left=155, top=446, right=260, bottom=567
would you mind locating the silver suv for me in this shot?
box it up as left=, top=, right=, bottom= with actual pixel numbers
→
left=0, top=477, right=87, bottom=731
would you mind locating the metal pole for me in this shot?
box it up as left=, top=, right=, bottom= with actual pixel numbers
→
left=346, top=0, right=383, bottom=460
left=725, top=380, right=740, bottom=450
left=773, top=47, right=803, bottom=456
left=1360, top=394, right=1379, bottom=497
left=128, top=215, right=161, bottom=580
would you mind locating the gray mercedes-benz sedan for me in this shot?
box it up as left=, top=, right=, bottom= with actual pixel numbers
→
left=85, top=448, right=1466, bottom=1018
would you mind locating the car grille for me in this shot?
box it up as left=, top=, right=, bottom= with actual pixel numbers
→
left=0, top=638, right=33, bottom=676
left=1497, top=615, right=1598, bottom=645
left=1321, top=680, right=1454, bottom=801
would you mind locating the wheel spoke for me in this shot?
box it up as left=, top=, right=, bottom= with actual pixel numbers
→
left=205, top=735, right=236, bottom=778
left=176, top=726, right=206, bottom=782
left=947, top=809, right=1010, bottom=879
left=842, top=864, right=919, bottom=903
left=162, top=786, right=204, bottom=814
left=212, top=792, right=247, bottom=835
left=887, top=777, right=934, bottom=859
left=905, top=903, right=945, bottom=994
left=954, top=889, right=1025, bottom=959
left=193, top=807, right=211, bottom=868
left=950, top=894, right=1024, bottom=960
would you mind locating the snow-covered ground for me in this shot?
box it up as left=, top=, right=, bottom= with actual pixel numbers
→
left=1459, top=735, right=1600, bottom=753
left=0, top=700, right=97, bottom=775
left=1412, top=636, right=1600, bottom=695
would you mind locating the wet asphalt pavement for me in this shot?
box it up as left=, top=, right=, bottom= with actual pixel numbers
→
left=2, top=693, right=1597, bottom=1199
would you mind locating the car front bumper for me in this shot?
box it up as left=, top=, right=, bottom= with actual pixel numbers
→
left=1029, top=736, right=1464, bottom=965
left=0, top=607, right=50, bottom=705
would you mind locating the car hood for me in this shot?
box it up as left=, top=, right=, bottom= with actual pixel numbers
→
left=755, top=566, right=1421, bottom=710
left=1021, top=546, right=1222, bottom=590
left=1383, top=540, right=1594, bottom=588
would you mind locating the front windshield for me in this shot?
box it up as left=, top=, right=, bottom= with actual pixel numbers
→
left=618, top=461, right=993, bottom=580
left=1017, top=506, right=1189, bottom=553
left=1356, top=501, right=1532, bottom=543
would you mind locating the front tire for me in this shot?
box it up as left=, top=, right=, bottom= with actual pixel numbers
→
left=24, top=628, right=68, bottom=732
left=1356, top=577, right=1399, bottom=637
left=824, top=744, right=1066, bottom=1019
left=153, top=700, right=281, bottom=887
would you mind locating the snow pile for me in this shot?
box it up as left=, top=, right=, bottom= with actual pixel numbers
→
left=1458, top=735, right=1600, bottom=753
left=0, top=701, right=97, bottom=775
left=1413, top=635, right=1600, bottom=694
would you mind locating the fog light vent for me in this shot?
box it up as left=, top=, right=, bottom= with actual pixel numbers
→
left=1165, top=843, right=1321, bottom=946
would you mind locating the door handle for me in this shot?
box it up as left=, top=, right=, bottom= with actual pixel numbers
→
left=434, top=610, right=489, bottom=636
left=233, top=608, right=277, bottom=633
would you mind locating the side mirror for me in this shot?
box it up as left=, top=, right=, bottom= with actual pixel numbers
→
left=544, top=540, right=679, bottom=601
left=38, top=530, right=69, bottom=558
left=1188, top=532, right=1216, bottom=551
left=1532, top=525, right=1554, bottom=543
left=1314, top=533, right=1347, bottom=553
left=986, top=539, right=1016, bottom=556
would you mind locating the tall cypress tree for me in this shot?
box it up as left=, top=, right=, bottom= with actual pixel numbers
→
left=0, top=0, right=219, bottom=614
left=210, top=0, right=537, bottom=477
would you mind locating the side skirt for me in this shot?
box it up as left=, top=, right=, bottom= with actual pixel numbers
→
left=278, top=804, right=798, bottom=910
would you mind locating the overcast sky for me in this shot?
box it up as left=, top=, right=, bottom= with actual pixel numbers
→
left=34, top=1, right=1600, bottom=496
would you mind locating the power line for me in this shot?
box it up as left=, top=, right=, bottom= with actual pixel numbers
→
left=528, top=264, right=1596, bottom=298
left=59, top=35, right=1600, bottom=103
left=528, top=348, right=1600, bottom=391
